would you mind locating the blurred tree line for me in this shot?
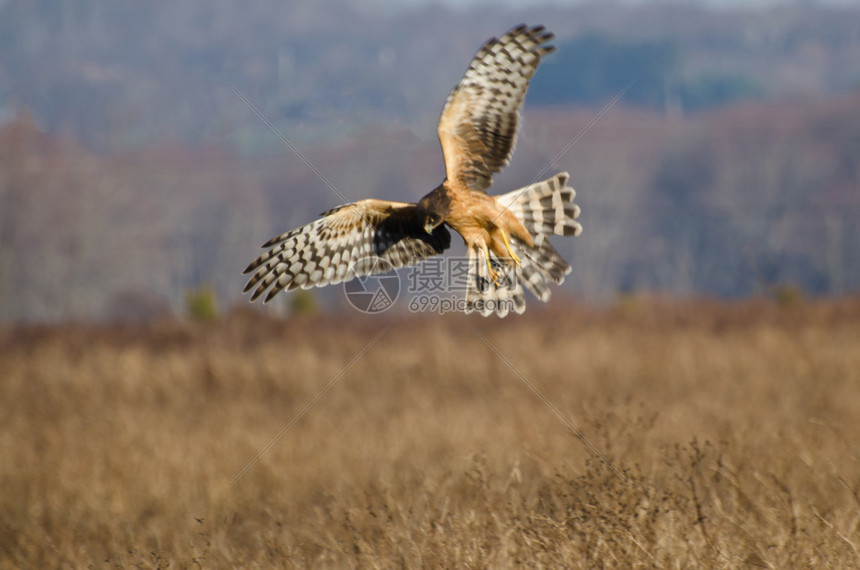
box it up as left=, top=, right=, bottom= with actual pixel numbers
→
left=0, top=91, right=857, bottom=322
left=529, top=34, right=761, bottom=113
left=1, top=1, right=859, bottom=321
left=2, top=0, right=860, bottom=150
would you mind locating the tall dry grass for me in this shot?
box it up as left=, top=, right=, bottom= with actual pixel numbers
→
left=1, top=299, right=859, bottom=567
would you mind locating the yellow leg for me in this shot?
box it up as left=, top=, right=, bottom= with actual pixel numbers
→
left=481, top=245, right=502, bottom=286
left=500, top=230, right=522, bottom=266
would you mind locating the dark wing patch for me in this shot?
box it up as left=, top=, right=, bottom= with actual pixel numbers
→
left=243, top=199, right=450, bottom=302
left=438, top=24, right=555, bottom=192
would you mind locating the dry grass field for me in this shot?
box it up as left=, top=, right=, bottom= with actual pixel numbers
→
left=1, top=299, right=859, bottom=568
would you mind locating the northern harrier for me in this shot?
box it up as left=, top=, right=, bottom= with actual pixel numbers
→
left=243, top=24, right=582, bottom=316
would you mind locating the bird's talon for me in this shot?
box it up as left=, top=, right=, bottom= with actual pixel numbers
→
left=484, top=253, right=502, bottom=286
left=490, top=269, right=502, bottom=287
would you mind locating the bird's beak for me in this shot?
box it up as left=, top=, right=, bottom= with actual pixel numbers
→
left=424, top=222, right=435, bottom=234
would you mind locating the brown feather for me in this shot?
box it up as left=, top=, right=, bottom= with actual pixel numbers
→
left=437, top=24, right=555, bottom=192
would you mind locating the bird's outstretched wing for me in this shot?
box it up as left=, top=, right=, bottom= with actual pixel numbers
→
left=243, top=200, right=451, bottom=302
left=437, top=24, right=555, bottom=192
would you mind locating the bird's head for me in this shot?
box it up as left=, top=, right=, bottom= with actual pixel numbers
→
left=417, top=190, right=451, bottom=234
left=422, top=211, right=445, bottom=234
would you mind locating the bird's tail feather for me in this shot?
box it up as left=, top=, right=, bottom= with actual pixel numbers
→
left=496, top=172, right=582, bottom=238
left=465, top=172, right=580, bottom=317
left=464, top=247, right=526, bottom=317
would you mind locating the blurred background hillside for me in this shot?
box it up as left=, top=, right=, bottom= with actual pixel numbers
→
left=1, top=0, right=858, bottom=322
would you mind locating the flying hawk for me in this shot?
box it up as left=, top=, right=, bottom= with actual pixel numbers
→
left=243, top=24, right=582, bottom=316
